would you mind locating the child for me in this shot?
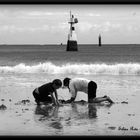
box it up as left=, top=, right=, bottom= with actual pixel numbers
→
left=32, top=79, right=62, bottom=106
left=63, top=77, right=114, bottom=104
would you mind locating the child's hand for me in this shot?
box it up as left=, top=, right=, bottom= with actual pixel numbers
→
left=56, top=101, right=63, bottom=106
left=65, top=99, right=72, bottom=103
left=58, top=103, right=63, bottom=107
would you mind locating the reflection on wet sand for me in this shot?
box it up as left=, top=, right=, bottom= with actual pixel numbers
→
left=88, top=104, right=97, bottom=119
left=33, top=102, right=113, bottom=132
left=35, top=104, right=57, bottom=118
left=70, top=102, right=97, bottom=119
left=34, top=105, right=63, bottom=130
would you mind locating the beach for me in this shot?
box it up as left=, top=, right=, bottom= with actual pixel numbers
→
left=0, top=44, right=140, bottom=136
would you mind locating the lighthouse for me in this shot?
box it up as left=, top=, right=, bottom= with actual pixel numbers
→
left=98, top=34, right=102, bottom=46
left=66, top=11, right=78, bottom=51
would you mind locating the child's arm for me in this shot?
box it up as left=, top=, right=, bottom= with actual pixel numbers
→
left=54, top=90, right=58, bottom=100
left=66, top=86, right=77, bottom=103
left=50, top=92, right=58, bottom=106
left=54, top=90, right=63, bottom=106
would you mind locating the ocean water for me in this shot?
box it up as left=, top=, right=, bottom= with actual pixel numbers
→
left=1, top=44, right=140, bottom=73
left=0, top=44, right=140, bottom=135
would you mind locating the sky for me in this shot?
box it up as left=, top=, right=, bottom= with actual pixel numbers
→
left=0, top=4, right=140, bottom=44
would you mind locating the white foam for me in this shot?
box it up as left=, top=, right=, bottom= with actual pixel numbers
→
left=0, top=62, right=140, bottom=75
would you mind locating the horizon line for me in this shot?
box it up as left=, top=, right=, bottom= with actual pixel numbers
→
left=0, top=43, right=140, bottom=45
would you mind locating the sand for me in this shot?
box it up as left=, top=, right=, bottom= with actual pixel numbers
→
left=0, top=74, right=140, bottom=136
left=0, top=88, right=140, bottom=136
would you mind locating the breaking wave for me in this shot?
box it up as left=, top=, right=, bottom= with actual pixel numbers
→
left=1, top=62, right=140, bottom=75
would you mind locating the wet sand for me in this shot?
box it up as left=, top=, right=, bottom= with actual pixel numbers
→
left=0, top=86, right=140, bottom=136
left=0, top=73, right=140, bottom=136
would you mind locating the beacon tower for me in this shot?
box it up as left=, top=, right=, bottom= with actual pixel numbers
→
left=67, top=11, right=78, bottom=51
left=98, top=34, right=102, bottom=46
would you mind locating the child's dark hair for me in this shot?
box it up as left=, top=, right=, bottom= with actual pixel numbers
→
left=63, top=77, right=71, bottom=86
left=52, top=79, right=62, bottom=87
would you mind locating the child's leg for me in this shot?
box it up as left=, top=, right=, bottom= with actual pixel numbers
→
left=92, top=96, right=114, bottom=103
left=32, top=89, right=40, bottom=105
left=87, top=82, right=114, bottom=104
left=88, top=81, right=97, bottom=103
left=43, top=96, right=53, bottom=104
left=46, top=96, right=52, bottom=103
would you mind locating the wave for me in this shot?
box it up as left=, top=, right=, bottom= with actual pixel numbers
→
left=0, top=62, right=140, bottom=75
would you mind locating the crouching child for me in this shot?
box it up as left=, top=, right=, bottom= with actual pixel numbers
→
left=32, top=79, right=62, bottom=106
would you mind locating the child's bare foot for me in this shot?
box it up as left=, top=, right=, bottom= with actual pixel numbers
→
left=106, top=96, right=114, bottom=104
left=103, top=95, right=107, bottom=98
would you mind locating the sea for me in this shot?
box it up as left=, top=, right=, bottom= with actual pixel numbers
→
left=0, top=44, right=140, bottom=136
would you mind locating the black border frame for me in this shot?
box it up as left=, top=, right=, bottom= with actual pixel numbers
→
left=0, top=0, right=140, bottom=139
left=0, top=0, right=140, bottom=4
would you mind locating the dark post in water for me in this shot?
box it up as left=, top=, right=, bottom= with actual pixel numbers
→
left=99, top=34, right=102, bottom=46
left=67, top=11, right=78, bottom=51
